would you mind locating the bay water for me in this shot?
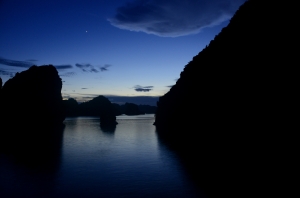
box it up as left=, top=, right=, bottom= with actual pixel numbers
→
left=0, top=115, right=203, bottom=197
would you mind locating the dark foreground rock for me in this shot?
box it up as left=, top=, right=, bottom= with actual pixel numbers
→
left=1, top=65, right=65, bottom=127
left=154, top=0, right=293, bottom=197
left=0, top=65, right=65, bottom=151
left=0, top=77, right=2, bottom=105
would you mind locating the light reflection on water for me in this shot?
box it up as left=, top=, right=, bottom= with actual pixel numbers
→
left=0, top=115, right=202, bottom=198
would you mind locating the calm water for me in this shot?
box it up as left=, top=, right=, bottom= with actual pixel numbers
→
left=0, top=115, right=203, bottom=197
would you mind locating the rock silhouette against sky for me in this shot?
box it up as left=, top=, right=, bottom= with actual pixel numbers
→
left=154, top=0, right=291, bottom=197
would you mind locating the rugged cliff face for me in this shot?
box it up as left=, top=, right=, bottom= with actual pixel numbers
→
left=154, top=1, right=291, bottom=197
left=1, top=65, right=65, bottom=127
left=0, top=77, right=2, bottom=102
left=155, top=0, right=287, bottom=137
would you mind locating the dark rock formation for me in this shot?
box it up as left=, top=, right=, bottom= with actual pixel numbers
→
left=0, top=77, right=2, bottom=103
left=112, top=103, right=123, bottom=116
left=154, top=0, right=291, bottom=197
left=63, top=98, right=79, bottom=117
left=1, top=65, right=65, bottom=127
left=0, top=78, right=2, bottom=119
left=138, top=104, right=157, bottom=114
left=78, top=95, right=117, bottom=125
left=123, top=102, right=142, bottom=115
left=64, top=97, right=155, bottom=117
left=155, top=0, right=291, bottom=140
left=112, top=103, right=156, bottom=116
left=0, top=65, right=65, bottom=153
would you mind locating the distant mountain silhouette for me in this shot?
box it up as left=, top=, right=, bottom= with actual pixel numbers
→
left=64, top=99, right=157, bottom=117
left=77, top=95, right=117, bottom=125
left=123, top=103, right=142, bottom=115
left=138, top=104, right=157, bottom=114
left=112, top=102, right=142, bottom=115
left=112, top=103, right=123, bottom=116
left=63, top=98, right=79, bottom=117
left=1, top=65, right=65, bottom=127
left=154, top=0, right=290, bottom=197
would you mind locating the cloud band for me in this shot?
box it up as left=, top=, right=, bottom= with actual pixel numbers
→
left=109, top=0, right=246, bottom=37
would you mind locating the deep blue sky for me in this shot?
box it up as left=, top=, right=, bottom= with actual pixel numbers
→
left=0, top=0, right=246, bottom=104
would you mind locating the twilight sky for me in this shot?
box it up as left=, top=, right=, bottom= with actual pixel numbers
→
left=0, top=0, right=246, bottom=105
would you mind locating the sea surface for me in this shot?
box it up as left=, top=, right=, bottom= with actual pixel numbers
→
left=0, top=115, right=203, bottom=198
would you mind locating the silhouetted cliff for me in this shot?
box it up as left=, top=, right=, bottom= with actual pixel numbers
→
left=0, top=77, right=2, bottom=104
left=0, top=65, right=65, bottom=153
left=0, top=78, right=2, bottom=117
left=154, top=0, right=290, bottom=197
left=1, top=65, right=65, bottom=127
left=155, top=0, right=289, bottom=138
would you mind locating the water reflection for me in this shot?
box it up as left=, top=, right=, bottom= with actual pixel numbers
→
left=155, top=128, right=208, bottom=198
left=61, top=116, right=197, bottom=197
left=0, top=124, right=65, bottom=197
left=100, top=122, right=116, bottom=134
left=155, top=126, right=245, bottom=198
left=1, top=116, right=203, bottom=198
left=1, top=124, right=64, bottom=168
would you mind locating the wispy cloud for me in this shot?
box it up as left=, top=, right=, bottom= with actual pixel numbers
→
left=54, top=65, right=73, bottom=70
left=76, top=63, right=112, bottom=73
left=99, top=64, right=111, bottom=71
left=0, top=69, right=15, bottom=77
left=60, top=72, right=76, bottom=77
left=109, top=0, right=246, bottom=37
left=75, top=63, right=92, bottom=68
left=70, top=93, right=106, bottom=102
left=0, top=57, right=32, bottom=68
left=90, top=68, right=99, bottom=73
left=76, top=63, right=99, bottom=73
left=1, top=57, right=74, bottom=72
left=134, top=85, right=154, bottom=92
left=26, top=59, right=38, bottom=62
left=166, top=85, right=174, bottom=88
left=81, top=88, right=88, bottom=89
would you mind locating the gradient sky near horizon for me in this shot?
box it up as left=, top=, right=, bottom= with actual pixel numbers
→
left=0, top=0, right=246, bottom=104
